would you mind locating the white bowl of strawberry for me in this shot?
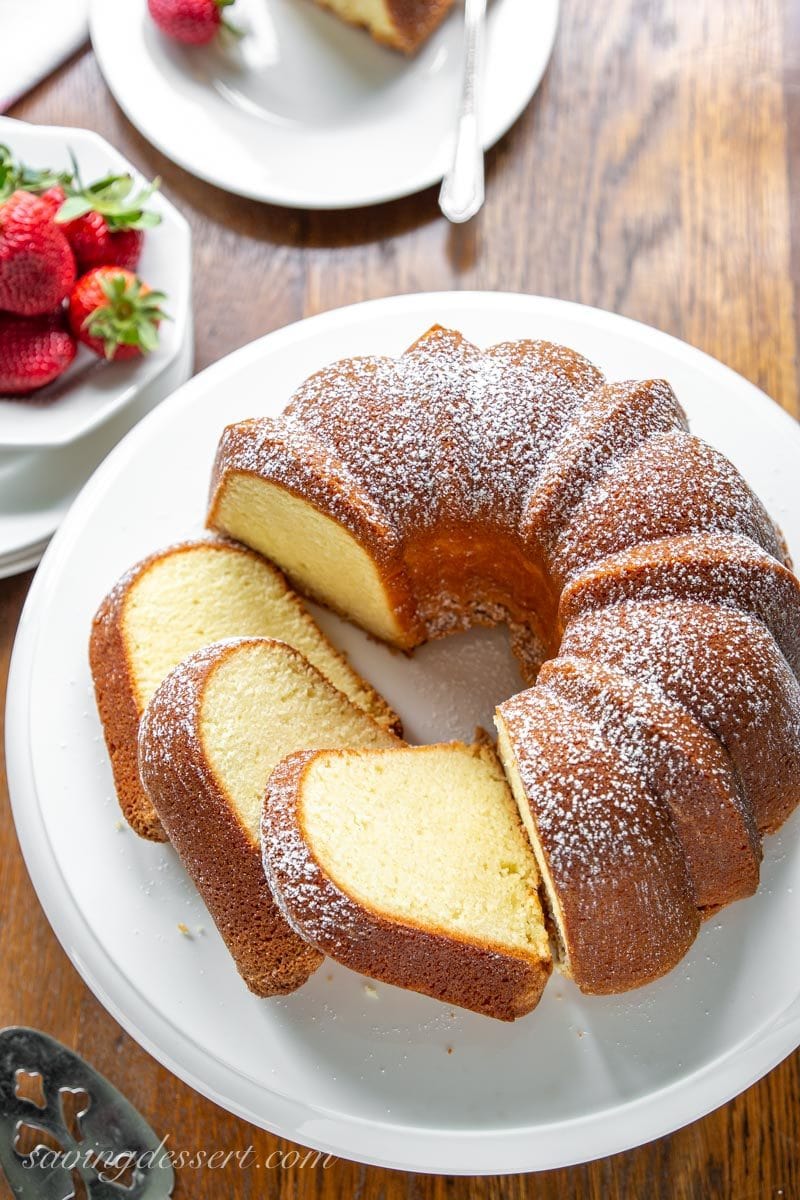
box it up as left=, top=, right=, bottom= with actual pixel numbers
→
left=0, top=117, right=191, bottom=450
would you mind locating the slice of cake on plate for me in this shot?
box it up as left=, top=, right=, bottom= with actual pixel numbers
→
left=263, top=741, right=552, bottom=1019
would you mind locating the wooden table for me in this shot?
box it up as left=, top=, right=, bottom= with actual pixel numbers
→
left=3, top=2, right=800, bottom=1195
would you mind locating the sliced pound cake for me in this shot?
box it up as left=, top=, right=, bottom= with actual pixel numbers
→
left=138, top=638, right=400, bottom=997
left=263, top=743, right=552, bottom=1020
left=310, top=0, right=455, bottom=53
left=90, top=538, right=400, bottom=840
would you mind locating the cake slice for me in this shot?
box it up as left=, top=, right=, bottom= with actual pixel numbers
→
left=90, top=538, right=400, bottom=840
left=310, top=0, right=455, bottom=53
left=495, top=688, right=699, bottom=994
left=207, top=423, right=419, bottom=649
left=263, top=742, right=552, bottom=1020
left=138, top=637, right=400, bottom=997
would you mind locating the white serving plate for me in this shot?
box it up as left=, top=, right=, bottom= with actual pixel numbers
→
left=0, top=117, right=191, bottom=451
left=90, top=0, right=559, bottom=209
left=6, top=293, right=800, bottom=1175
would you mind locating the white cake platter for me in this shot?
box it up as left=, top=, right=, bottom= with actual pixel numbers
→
left=90, top=0, right=559, bottom=208
left=6, top=292, right=800, bottom=1174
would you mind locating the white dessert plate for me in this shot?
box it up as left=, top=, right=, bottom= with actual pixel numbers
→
left=0, top=117, right=191, bottom=451
left=6, top=293, right=800, bottom=1175
left=0, top=318, right=193, bottom=578
left=89, top=0, right=559, bottom=209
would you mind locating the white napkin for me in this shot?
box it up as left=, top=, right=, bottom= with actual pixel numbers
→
left=0, top=0, right=90, bottom=112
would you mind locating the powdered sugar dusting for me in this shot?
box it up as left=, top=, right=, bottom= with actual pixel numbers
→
left=502, top=688, right=678, bottom=884
left=213, top=421, right=401, bottom=564
left=524, top=378, right=689, bottom=561
left=262, top=752, right=335, bottom=938
left=283, top=328, right=604, bottom=533
left=560, top=599, right=800, bottom=834
left=553, top=430, right=788, bottom=583
left=138, top=639, right=234, bottom=800
left=560, top=530, right=800, bottom=676
left=538, top=655, right=760, bottom=907
left=498, top=687, right=698, bottom=989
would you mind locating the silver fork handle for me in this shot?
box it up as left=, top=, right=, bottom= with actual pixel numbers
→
left=438, top=0, right=487, bottom=224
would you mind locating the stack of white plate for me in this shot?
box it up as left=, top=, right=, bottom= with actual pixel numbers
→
left=0, top=329, right=193, bottom=579
left=0, top=116, right=194, bottom=580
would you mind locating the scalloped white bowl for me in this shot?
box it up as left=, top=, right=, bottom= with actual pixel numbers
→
left=0, top=116, right=191, bottom=451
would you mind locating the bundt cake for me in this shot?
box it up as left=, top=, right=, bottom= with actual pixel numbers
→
left=138, top=638, right=400, bottom=997
left=263, top=742, right=552, bottom=1019
left=308, top=0, right=454, bottom=53
left=208, top=324, right=800, bottom=994
left=90, top=538, right=400, bottom=840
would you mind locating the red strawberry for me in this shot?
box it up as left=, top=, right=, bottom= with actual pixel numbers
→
left=0, top=191, right=76, bottom=316
left=37, top=184, right=67, bottom=215
left=3, top=153, right=160, bottom=272
left=0, top=312, right=77, bottom=395
left=54, top=162, right=160, bottom=272
left=61, top=210, right=144, bottom=271
left=147, top=0, right=239, bottom=44
left=68, top=267, right=167, bottom=361
left=25, top=186, right=143, bottom=268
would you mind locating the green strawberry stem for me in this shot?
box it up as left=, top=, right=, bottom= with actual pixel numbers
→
left=0, top=145, right=73, bottom=202
left=0, top=144, right=162, bottom=231
left=216, top=0, right=244, bottom=37
left=220, top=17, right=245, bottom=36
left=84, top=273, right=170, bottom=360
left=55, top=150, right=162, bottom=232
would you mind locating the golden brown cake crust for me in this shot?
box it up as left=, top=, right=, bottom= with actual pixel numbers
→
left=537, top=656, right=761, bottom=912
left=559, top=530, right=800, bottom=677
left=90, top=553, right=169, bottom=842
left=310, top=0, right=455, bottom=53
left=560, top=599, right=800, bottom=836
left=551, top=429, right=789, bottom=586
left=263, top=749, right=552, bottom=1021
left=385, top=0, right=454, bottom=50
left=521, top=378, right=690, bottom=566
left=138, top=639, right=324, bottom=997
left=496, top=690, right=700, bottom=995
left=90, top=537, right=402, bottom=841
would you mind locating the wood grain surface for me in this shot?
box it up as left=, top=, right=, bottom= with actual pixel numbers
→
left=2, top=1, right=800, bottom=1195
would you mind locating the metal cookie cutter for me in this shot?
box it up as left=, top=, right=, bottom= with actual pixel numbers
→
left=0, top=1027, right=174, bottom=1199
